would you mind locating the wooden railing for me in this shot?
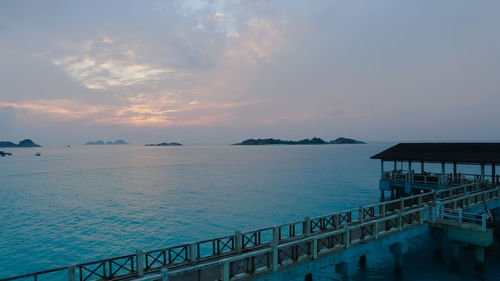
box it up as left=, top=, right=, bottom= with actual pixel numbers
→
left=1, top=183, right=496, bottom=281
left=382, top=171, right=497, bottom=187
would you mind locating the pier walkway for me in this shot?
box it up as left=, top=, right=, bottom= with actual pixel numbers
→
left=3, top=182, right=500, bottom=281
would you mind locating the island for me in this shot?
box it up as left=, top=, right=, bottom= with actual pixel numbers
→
left=234, top=137, right=365, bottom=145
left=0, top=139, right=41, bottom=148
left=0, top=151, right=13, bottom=156
left=329, top=137, right=366, bottom=144
left=234, top=137, right=328, bottom=145
left=145, top=142, right=183, bottom=146
left=85, top=139, right=129, bottom=145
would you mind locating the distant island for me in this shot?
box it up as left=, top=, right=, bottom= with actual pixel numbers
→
left=0, top=151, right=13, bottom=156
left=234, top=137, right=365, bottom=145
left=329, top=137, right=366, bottom=144
left=0, top=139, right=41, bottom=148
left=145, top=142, right=183, bottom=146
left=85, top=139, right=129, bottom=145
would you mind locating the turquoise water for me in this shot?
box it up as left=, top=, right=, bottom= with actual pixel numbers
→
left=0, top=143, right=498, bottom=280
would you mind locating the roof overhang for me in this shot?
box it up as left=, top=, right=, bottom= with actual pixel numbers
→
left=371, top=143, right=500, bottom=165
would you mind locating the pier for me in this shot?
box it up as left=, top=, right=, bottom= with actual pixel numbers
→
left=3, top=143, right=500, bottom=281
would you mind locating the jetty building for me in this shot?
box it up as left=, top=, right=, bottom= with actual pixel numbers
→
left=372, top=143, right=500, bottom=200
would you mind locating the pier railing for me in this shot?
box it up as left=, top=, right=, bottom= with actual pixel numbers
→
left=382, top=171, right=497, bottom=187
left=1, top=182, right=496, bottom=281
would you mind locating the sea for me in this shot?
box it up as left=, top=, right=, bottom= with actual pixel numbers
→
left=0, top=143, right=499, bottom=280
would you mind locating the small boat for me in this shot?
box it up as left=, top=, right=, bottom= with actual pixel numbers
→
left=35, top=152, right=41, bottom=156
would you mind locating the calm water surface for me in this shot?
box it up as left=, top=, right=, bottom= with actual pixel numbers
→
left=0, top=143, right=498, bottom=280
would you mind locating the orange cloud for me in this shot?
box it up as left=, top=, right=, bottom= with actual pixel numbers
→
left=0, top=100, right=104, bottom=119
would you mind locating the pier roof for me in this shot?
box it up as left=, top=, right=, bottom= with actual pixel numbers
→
left=371, top=143, right=500, bottom=164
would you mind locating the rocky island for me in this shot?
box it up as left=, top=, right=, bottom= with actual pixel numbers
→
left=85, top=139, right=129, bottom=145
left=234, top=137, right=365, bottom=145
left=0, top=151, right=13, bottom=156
left=0, top=139, right=41, bottom=148
left=234, top=137, right=328, bottom=145
left=329, top=137, right=366, bottom=144
left=145, top=142, right=183, bottom=146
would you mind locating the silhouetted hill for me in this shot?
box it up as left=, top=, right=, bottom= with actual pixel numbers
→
left=85, top=139, right=129, bottom=145
left=234, top=137, right=328, bottom=145
left=329, top=137, right=365, bottom=144
left=145, top=142, right=183, bottom=146
left=0, top=139, right=41, bottom=148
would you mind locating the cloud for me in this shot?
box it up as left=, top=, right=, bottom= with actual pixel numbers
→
left=53, top=37, right=174, bottom=90
left=226, top=18, right=287, bottom=64
left=0, top=99, right=105, bottom=119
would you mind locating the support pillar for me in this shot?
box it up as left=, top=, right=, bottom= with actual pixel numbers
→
left=430, top=228, right=443, bottom=261
left=451, top=241, right=460, bottom=273
left=271, top=242, right=278, bottom=272
left=390, top=243, right=404, bottom=277
left=359, top=254, right=367, bottom=269
left=221, top=261, right=230, bottom=281
left=161, top=268, right=169, bottom=281
left=408, top=161, right=412, bottom=183
left=492, top=164, right=496, bottom=186
left=441, top=162, right=446, bottom=186
left=475, top=246, right=484, bottom=276
left=481, top=164, right=485, bottom=183
left=335, top=260, right=358, bottom=279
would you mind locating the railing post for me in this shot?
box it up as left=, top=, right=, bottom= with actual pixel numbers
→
left=221, top=261, right=230, bottom=281
left=432, top=206, right=436, bottom=223
left=304, top=217, right=311, bottom=236
left=345, top=227, right=350, bottom=248
left=419, top=206, right=425, bottom=224
left=136, top=249, right=144, bottom=277
left=67, top=265, right=75, bottom=281
left=381, top=203, right=386, bottom=217
left=272, top=226, right=280, bottom=243
left=374, top=222, right=379, bottom=239
left=397, top=210, right=402, bottom=231
left=436, top=202, right=441, bottom=220
left=312, top=239, right=318, bottom=260
left=457, top=208, right=462, bottom=223
left=358, top=207, right=364, bottom=222
left=189, top=243, right=198, bottom=262
left=482, top=213, right=486, bottom=232
left=271, top=242, right=278, bottom=272
left=400, top=198, right=404, bottom=211
left=333, top=214, right=340, bottom=228
left=418, top=195, right=422, bottom=207
left=162, top=268, right=169, bottom=281
left=235, top=231, right=242, bottom=252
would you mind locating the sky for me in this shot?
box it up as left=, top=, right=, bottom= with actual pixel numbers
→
left=1, top=0, right=500, bottom=145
